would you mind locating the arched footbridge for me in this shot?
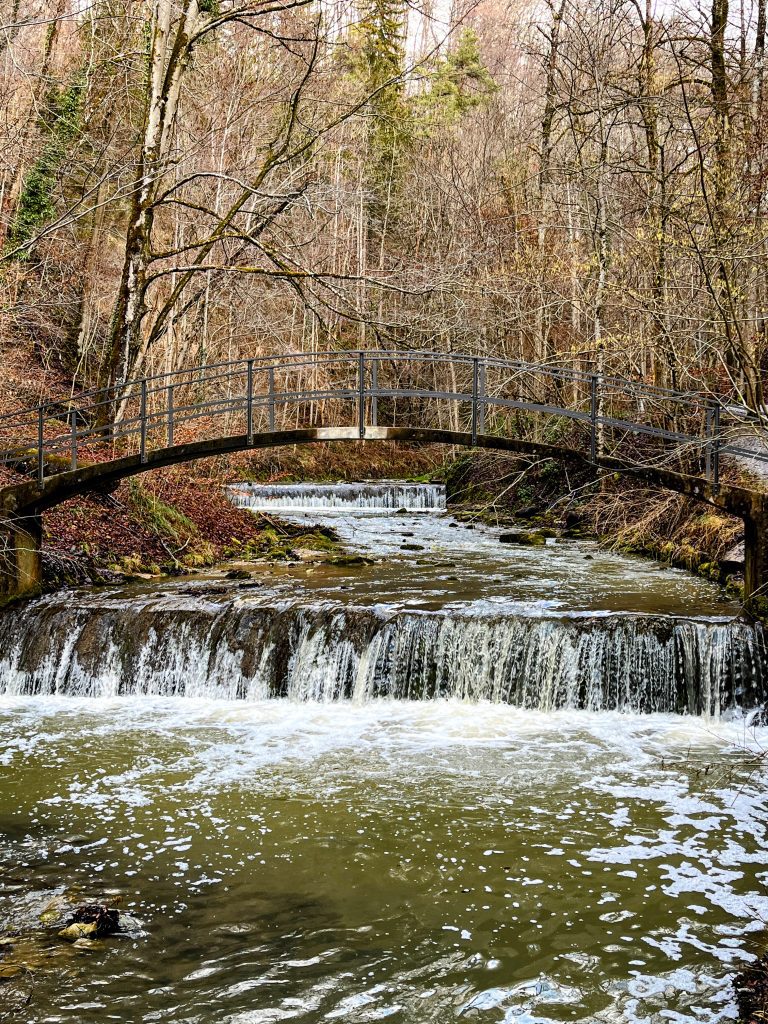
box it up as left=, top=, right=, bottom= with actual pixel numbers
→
left=2, top=349, right=768, bottom=608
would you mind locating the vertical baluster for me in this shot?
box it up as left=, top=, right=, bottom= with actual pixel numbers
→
left=358, top=351, right=365, bottom=438
left=590, top=375, right=598, bottom=463
left=478, top=360, right=486, bottom=436
left=70, top=409, right=78, bottom=471
left=471, top=358, right=479, bottom=445
left=140, top=379, right=148, bottom=464
left=371, top=356, right=378, bottom=427
left=268, top=366, right=275, bottom=432
left=246, top=360, right=254, bottom=443
left=37, top=406, right=44, bottom=485
left=167, top=385, right=175, bottom=447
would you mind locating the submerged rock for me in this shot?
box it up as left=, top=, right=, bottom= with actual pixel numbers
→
left=225, top=569, right=252, bottom=581
left=324, top=555, right=374, bottom=567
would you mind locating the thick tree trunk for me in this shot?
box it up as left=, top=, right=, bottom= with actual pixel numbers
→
left=106, top=0, right=200, bottom=392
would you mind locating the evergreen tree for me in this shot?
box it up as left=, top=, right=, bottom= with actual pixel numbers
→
left=422, top=29, right=497, bottom=125
left=349, top=0, right=411, bottom=243
left=7, top=78, right=84, bottom=258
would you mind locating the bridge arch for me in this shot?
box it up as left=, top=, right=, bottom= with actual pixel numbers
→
left=2, top=424, right=766, bottom=611
left=1, top=349, right=767, bottom=610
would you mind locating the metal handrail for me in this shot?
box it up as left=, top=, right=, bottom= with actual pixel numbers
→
left=0, top=348, right=764, bottom=493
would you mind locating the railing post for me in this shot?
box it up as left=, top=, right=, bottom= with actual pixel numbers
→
left=590, top=375, right=598, bottom=463
left=471, top=358, right=479, bottom=445
left=167, top=385, right=174, bottom=447
left=70, top=409, right=78, bottom=471
left=37, top=406, right=45, bottom=486
left=371, top=356, right=378, bottom=428
left=478, top=360, right=486, bottom=436
left=705, top=405, right=712, bottom=482
left=358, top=350, right=365, bottom=439
left=268, top=366, right=275, bottom=432
left=140, top=379, right=148, bottom=464
left=712, top=403, right=721, bottom=495
left=246, top=360, right=254, bottom=443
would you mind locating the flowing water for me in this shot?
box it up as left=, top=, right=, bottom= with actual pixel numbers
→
left=228, top=481, right=446, bottom=512
left=0, top=483, right=767, bottom=1023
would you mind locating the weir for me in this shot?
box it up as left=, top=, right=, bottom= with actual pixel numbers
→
left=1, top=474, right=765, bottom=716
left=228, top=481, right=446, bottom=512
left=0, top=595, right=764, bottom=714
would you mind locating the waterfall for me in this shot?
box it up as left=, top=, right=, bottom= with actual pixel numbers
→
left=0, top=594, right=763, bottom=713
left=228, top=482, right=446, bottom=512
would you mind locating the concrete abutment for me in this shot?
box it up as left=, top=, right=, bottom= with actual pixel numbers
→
left=0, top=510, right=42, bottom=605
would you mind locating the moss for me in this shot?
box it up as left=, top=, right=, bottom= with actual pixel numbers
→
left=745, top=593, right=768, bottom=623
left=223, top=520, right=341, bottom=563
left=324, top=554, right=375, bottom=566
left=128, top=480, right=196, bottom=545
left=7, top=76, right=85, bottom=256
left=294, top=529, right=340, bottom=552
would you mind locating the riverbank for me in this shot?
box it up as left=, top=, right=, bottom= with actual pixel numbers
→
left=7, top=443, right=440, bottom=588
left=442, top=451, right=745, bottom=593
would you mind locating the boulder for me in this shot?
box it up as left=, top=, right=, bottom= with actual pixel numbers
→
left=325, top=555, right=374, bottom=567
left=225, top=569, right=252, bottom=580
left=721, top=541, right=745, bottom=575
left=498, top=531, right=547, bottom=546
left=58, top=922, right=98, bottom=941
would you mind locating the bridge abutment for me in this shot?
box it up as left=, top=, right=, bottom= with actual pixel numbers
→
left=0, top=511, right=42, bottom=606
left=743, top=496, right=768, bottom=617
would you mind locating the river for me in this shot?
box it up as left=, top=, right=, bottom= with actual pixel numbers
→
left=0, top=482, right=766, bottom=1022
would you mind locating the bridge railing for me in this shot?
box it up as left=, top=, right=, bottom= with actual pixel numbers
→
left=0, top=348, right=765, bottom=491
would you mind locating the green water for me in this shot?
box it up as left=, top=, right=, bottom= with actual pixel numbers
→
left=0, top=698, right=765, bottom=1023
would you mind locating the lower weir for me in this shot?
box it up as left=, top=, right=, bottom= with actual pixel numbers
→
left=0, top=592, right=764, bottom=714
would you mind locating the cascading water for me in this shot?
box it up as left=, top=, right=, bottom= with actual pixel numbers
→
left=228, top=480, right=446, bottom=512
left=0, top=592, right=765, bottom=713
left=1, top=472, right=766, bottom=714
left=2, top=482, right=767, bottom=1024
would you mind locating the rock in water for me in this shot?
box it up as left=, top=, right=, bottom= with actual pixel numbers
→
left=498, top=531, right=547, bottom=546
left=58, top=922, right=98, bottom=941
left=58, top=905, right=119, bottom=942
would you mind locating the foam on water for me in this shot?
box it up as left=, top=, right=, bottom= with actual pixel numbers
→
left=0, top=591, right=764, bottom=712
left=0, top=697, right=766, bottom=1022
